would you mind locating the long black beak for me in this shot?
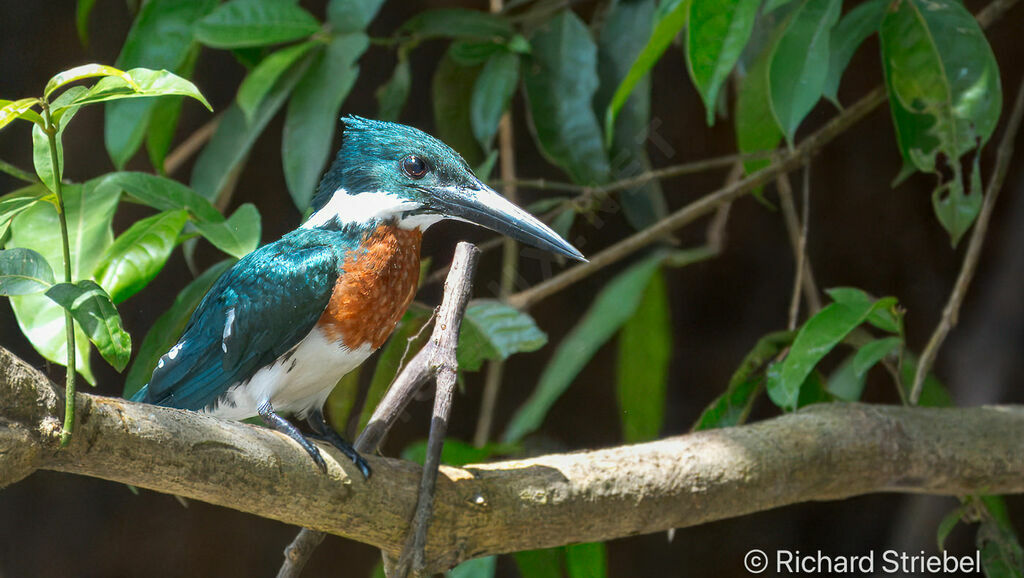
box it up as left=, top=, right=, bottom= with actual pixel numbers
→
left=431, top=182, right=585, bottom=261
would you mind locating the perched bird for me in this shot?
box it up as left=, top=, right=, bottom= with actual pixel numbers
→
left=131, top=116, right=583, bottom=478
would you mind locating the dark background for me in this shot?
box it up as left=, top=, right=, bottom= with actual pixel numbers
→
left=1, top=1, right=1023, bottom=576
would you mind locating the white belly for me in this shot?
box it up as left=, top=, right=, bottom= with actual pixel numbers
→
left=204, top=327, right=373, bottom=420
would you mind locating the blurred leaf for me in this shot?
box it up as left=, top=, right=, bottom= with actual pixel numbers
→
left=693, top=330, right=794, bottom=430
left=194, top=0, right=320, bottom=48
left=400, top=9, right=513, bottom=41
left=457, top=300, right=547, bottom=372
left=147, top=45, right=201, bottom=173
left=795, top=369, right=831, bottom=407
left=686, top=0, right=760, bottom=125
left=401, top=438, right=518, bottom=466
left=46, top=280, right=132, bottom=371
left=852, top=335, right=901, bottom=379
left=45, top=64, right=137, bottom=100
left=616, top=270, right=671, bottom=443
left=327, top=0, right=384, bottom=33
left=768, top=0, right=842, bottom=144
left=735, top=46, right=782, bottom=176
left=99, top=171, right=222, bottom=222
left=822, top=0, right=887, bottom=106
left=283, top=33, right=368, bottom=210
left=550, top=209, right=575, bottom=239
left=898, top=351, right=953, bottom=408
left=326, top=366, right=360, bottom=434
left=937, top=505, right=965, bottom=550
left=766, top=288, right=894, bottom=410
left=596, top=0, right=667, bottom=230
left=360, top=307, right=433, bottom=431
left=978, top=496, right=1024, bottom=578
left=60, top=68, right=211, bottom=111
left=825, top=354, right=864, bottom=402
left=376, top=52, right=411, bottom=122
left=76, top=0, right=98, bottom=46
left=123, top=259, right=234, bottom=398
left=193, top=203, right=261, bottom=258
left=433, top=48, right=484, bottom=167
left=238, top=41, right=319, bottom=122
left=524, top=10, right=610, bottom=186
left=451, top=40, right=505, bottom=66
left=7, top=181, right=121, bottom=384
left=0, top=98, right=43, bottom=131
left=0, top=248, right=55, bottom=295
left=566, top=542, right=607, bottom=578
left=880, top=0, right=1001, bottom=244
left=446, top=556, right=497, bottom=578
left=105, top=0, right=216, bottom=169
left=504, top=253, right=663, bottom=442
left=191, top=52, right=315, bottom=201
left=603, top=0, right=688, bottom=146
left=471, top=50, right=519, bottom=150
left=94, top=209, right=189, bottom=303
left=515, top=548, right=564, bottom=578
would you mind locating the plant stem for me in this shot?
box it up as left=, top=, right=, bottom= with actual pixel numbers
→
left=41, top=103, right=76, bottom=446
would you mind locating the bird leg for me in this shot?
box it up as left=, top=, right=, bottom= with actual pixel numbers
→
left=306, top=408, right=371, bottom=479
left=257, top=400, right=327, bottom=474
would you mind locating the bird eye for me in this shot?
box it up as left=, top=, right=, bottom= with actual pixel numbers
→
left=401, top=155, right=428, bottom=179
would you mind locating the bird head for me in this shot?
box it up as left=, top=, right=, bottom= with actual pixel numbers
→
left=305, top=115, right=584, bottom=261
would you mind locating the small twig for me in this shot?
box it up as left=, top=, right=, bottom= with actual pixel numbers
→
left=163, top=114, right=221, bottom=177
left=276, top=243, right=481, bottom=578
left=781, top=166, right=815, bottom=330
left=910, top=74, right=1024, bottom=404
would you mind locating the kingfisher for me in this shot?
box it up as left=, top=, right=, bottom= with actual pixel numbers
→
left=131, top=116, right=583, bottom=478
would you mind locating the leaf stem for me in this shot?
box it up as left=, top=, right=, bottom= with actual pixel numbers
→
left=40, top=102, right=76, bottom=446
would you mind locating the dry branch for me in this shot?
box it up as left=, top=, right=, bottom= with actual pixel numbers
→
left=2, top=345, right=1024, bottom=573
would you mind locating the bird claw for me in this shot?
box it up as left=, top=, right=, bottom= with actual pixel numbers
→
left=307, top=431, right=372, bottom=479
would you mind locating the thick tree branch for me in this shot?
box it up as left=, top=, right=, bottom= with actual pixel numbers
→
left=2, top=346, right=1024, bottom=573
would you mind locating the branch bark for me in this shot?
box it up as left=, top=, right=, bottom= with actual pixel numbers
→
left=2, top=346, right=1024, bottom=573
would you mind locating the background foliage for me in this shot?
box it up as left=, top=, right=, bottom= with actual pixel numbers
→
left=1, top=0, right=1023, bottom=576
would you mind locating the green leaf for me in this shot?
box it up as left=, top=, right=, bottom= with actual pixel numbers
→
left=327, top=0, right=384, bottom=33
left=471, top=50, right=519, bottom=150
left=401, top=438, right=518, bottom=466
left=94, top=210, right=190, bottom=303
left=898, top=351, right=953, bottom=408
left=59, top=68, right=211, bottom=112
left=0, top=248, right=55, bottom=295
left=616, top=270, right=671, bottom=443
left=937, top=505, right=965, bottom=550
left=376, top=53, right=411, bottom=122
left=457, top=300, right=548, bottom=372
left=193, top=203, right=261, bottom=258
left=504, top=253, right=663, bottom=442
left=0, top=185, right=50, bottom=240
left=852, top=335, right=902, bottom=379
left=446, top=556, right=497, bottom=578
left=595, top=0, right=668, bottom=230
left=283, top=33, right=368, bottom=210
left=603, top=0, right=688, bottom=146
left=238, top=41, right=319, bottom=122
left=766, top=288, right=894, bottom=410
left=105, top=0, right=217, bottom=169
left=524, top=10, right=610, bottom=186
left=433, top=48, right=484, bottom=167
left=32, top=98, right=79, bottom=194
left=76, top=0, right=98, bottom=46
left=123, top=259, right=234, bottom=398
left=99, top=172, right=221, bottom=222
left=768, top=0, right=842, bottom=144
left=46, top=280, right=132, bottom=372
left=735, top=45, right=782, bottom=176
left=822, top=0, right=887, bottom=105
left=450, top=40, right=505, bottom=67
left=147, top=45, right=201, bottom=173
left=978, top=496, right=1024, bottom=578
left=693, top=330, right=794, bottom=430
left=400, top=9, right=513, bottom=42
left=191, top=51, right=315, bottom=201
left=825, top=354, right=865, bottom=402
left=194, top=0, right=321, bottom=48
left=360, top=308, right=433, bottom=431
left=686, top=0, right=760, bottom=125
left=7, top=181, right=121, bottom=384
left=515, top=549, right=564, bottom=578
left=44, top=64, right=138, bottom=100
left=0, top=98, right=42, bottom=132
left=326, top=367, right=361, bottom=434
left=566, top=542, right=607, bottom=578
left=880, top=0, right=1001, bottom=243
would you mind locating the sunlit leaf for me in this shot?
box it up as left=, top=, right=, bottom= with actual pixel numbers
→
left=686, top=0, right=760, bottom=125
left=0, top=98, right=42, bottom=131
left=0, top=248, right=55, bottom=295
left=44, top=64, right=137, bottom=100
left=194, top=0, right=321, bottom=48
left=457, top=300, right=547, bottom=372
left=46, top=280, right=132, bottom=371
left=192, top=203, right=261, bottom=258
